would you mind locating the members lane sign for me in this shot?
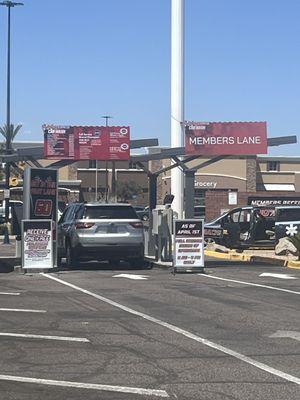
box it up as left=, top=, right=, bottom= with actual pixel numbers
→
left=43, top=125, right=130, bottom=160
left=173, top=220, right=204, bottom=272
left=185, top=121, right=267, bottom=155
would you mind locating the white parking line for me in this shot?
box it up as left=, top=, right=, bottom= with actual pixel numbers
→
left=0, top=333, right=90, bottom=342
left=0, top=308, right=46, bottom=313
left=0, top=374, right=169, bottom=397
left=0, top=292, right=20, bottom=296
left=43, top=273, right=300, bottom=386
left=200, top=274, right=300, bottom=295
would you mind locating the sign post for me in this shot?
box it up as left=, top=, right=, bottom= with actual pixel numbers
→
left=22, top=219, right=53, bottom=270
left=173, top=219, right=204, bottom=273
left=23, top=167, right=58, bottom=268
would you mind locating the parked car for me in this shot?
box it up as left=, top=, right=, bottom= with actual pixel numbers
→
left=57, top=203, right=145, bottom=267
left=204, top=206, right=284, bottom=249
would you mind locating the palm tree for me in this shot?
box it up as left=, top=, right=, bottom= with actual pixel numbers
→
left=0, top=123, right=22, bottom=151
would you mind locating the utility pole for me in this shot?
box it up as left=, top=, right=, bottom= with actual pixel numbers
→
left=0, top=1, right=24, bottom=244
left=171, top=0, right=184, bottom=219
left=101, top=115, right=113, bottom=203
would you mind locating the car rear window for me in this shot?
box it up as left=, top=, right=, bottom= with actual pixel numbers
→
left=83, top=206, right=138, bottom=220
left=276, top=208, right=300, bottom=222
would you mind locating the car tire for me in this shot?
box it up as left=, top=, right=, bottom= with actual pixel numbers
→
left=66, top=243, right=78, bottom=268
left=204, top=238, right=215, bottom=249
left=109, top=259, right=120, bottom=266
left=57, top=256, right=63, bottom=268
left=131, top=258, right=145, bottom=268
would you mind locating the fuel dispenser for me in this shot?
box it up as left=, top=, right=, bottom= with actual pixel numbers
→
left=152, top=204, right=174, bottom=262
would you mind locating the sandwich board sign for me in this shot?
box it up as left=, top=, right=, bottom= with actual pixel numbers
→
left=22, top=219, right=53, bottom=270
left=173, top=219, right=204, bottom=273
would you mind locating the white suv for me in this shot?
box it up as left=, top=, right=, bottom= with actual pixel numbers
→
left=57, top=203, right=145, bottom=267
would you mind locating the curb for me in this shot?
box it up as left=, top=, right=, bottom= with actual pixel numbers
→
left=205, top=249, right=300, bottom=269
left=285, top=260, right=300, bottom=269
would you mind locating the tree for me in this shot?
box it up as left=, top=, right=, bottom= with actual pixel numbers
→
left=116, top=180, right=143, bottom=203
left=0, top=124, right=22, bottom=150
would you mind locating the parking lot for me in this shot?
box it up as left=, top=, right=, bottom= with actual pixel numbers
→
left=0, top=260, right=299, bottom=399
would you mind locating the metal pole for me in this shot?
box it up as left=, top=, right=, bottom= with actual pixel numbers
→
left=4, top=4, right=11, bottom=243
left=171, top=0, right=184, bottom=219
left=101, top=115, right=113, bottom=203
left=1, top=1, right=24, bottom=244
left=184, top=169, right=195, bottom=218
left=95, top=162, right=98, bottom=201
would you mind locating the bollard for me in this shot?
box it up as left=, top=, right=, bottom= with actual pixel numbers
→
left=15, top=235, right=21, bottom=257
left=3, top=224, right=10, bottom=244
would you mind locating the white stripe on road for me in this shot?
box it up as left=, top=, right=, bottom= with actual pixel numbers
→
left=200, top=274, right=300, bottom=295
left=43, top=273, right=300, bottom=386
left=270, top=330, right=300, bottom=342
left=0, top=332, right=90, bottom=342
left=0, top=308, right=46, bottom=313
left=0, top=292, right=20, bottom=296
left=0, top=374, right=169, bottom=397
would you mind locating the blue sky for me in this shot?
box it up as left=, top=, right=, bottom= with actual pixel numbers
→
left=0, top=0, right=299, bottom=156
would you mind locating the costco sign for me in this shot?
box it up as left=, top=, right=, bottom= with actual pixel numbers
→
left=43, top=125, right=130, bottom=161
left=185, top=121, right=267, bottom=155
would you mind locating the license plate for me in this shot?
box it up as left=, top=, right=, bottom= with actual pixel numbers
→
left=107, top=225, right=118, bottom=233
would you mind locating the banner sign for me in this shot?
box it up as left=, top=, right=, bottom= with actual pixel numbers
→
left=43, top=125, right=130, bottom=160
left=185, top=121, right=267, bottom=155
left=22, top=220, right=53, bottom=269
left=248, top=197, right=300, bottom=207
left=173, top=219, right=204, bottom=272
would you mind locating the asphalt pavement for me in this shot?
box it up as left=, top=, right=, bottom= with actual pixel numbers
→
left=0, top=259, right=299, bottom=399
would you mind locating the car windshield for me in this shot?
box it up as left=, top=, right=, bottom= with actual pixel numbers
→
left=83, top=206, right=138, bottom=219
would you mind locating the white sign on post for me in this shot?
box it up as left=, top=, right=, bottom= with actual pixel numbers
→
left=173, top=219, right=204, bottom=273
left=22, top=220, right=53, bottom=269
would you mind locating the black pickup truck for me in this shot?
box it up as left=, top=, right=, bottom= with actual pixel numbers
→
left=204, top=206, right=300, bottom=249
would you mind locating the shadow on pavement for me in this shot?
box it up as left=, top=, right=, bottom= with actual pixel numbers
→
left=58, top=260, right=152, bottom=272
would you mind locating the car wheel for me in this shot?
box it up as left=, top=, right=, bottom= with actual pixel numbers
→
left=57, top=256, right=63, bottom=268
left=131, top=258, right=145, bottom=268
left=109, top=259, right=120, bottom=266
left=66, top=243, right=78, bottom=268
left=204, top=238, right=215, bottom=249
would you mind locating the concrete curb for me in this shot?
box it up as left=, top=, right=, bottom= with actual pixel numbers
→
left=204, top=249, right=300, bottom=269
left=285, top=260, right=300, bottom=269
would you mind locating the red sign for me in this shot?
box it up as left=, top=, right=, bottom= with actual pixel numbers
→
left=185, top=121, right=267, bottom=155
left=43, top=125, right=130, bottom=160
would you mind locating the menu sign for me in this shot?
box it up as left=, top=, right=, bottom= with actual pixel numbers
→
left=173, top=219, right=204, bottom=272
left=185, top=121, right=267, bottom=155
left=43, top=125, right=130, bottom=160
left=22, top=220, right=53, bottom=269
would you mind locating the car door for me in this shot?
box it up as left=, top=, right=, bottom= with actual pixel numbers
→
left=222, top=208, right=243, bottom=248
left=57, top=205, right=76, bottom=255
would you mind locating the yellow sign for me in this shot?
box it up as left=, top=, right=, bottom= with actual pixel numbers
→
left=9, top=177, right=19, bottom=187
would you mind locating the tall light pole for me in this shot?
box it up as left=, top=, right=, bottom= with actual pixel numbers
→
left=171, top=0, right=184, bottom=218
left=101, top=115, right=113, bottom=202
left=0, top=1, right=24, bottom=244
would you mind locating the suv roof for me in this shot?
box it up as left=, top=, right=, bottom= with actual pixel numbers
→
left=83, top=203, right=132, bottom=207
